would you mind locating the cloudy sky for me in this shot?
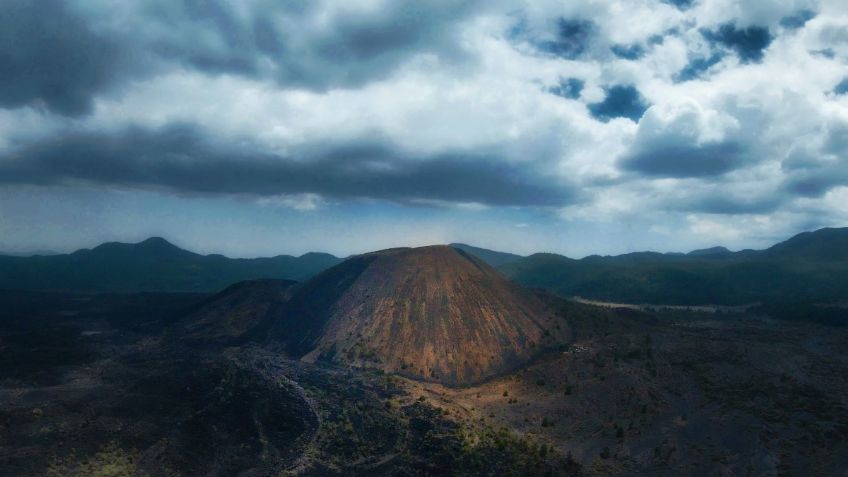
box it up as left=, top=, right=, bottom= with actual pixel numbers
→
left=1, top=0, right=847, bottom=257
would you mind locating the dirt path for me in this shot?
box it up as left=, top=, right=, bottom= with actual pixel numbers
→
left=236, top=349, right=323, bottom=474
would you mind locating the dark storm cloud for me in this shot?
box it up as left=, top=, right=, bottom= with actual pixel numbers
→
left=0, top=0, right=486, bottom=115
left=702, top=23, right=773, bottom=63
left=0, top=0, right=130, bottom=116
left=538, top=18, right=595, bottom=60
left=143, top=0, right=259, bottom=76
left=783, top=171, right=848, bottom=197
left=548, top=78, right=584, bottom=99
left=621, top=142, right=746, bottom=178
left=588, top=85, right=649, bottom=122
left=0, top=125, right=575, bottom=207
left=135, top=0, right=483, bottom=90
left=678, top=195, right=782, bottom=214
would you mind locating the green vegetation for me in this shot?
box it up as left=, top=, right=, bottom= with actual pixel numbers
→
left=499, top=227, right=848, bottom=310
left=455, top=424, right=580, bottom=476
left=0, top=237, right=340, bottom=293
left=47, top=442, right=141, bottom=477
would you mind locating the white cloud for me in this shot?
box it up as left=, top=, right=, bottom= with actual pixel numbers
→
left=3, top=0, right=848, bottom=253
left=257, top=193, right=325, bottom=211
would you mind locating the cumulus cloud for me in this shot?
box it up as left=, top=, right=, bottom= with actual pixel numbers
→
left=675, top=52, right=726, bottom=81
left=781, top=117, right=848, bottom=197
left=619, top=100, right=747, bottom=177
left=1, top=0, right=491, bottom=114
left=780, top=9, right=817, bottom=29
left=0, top=0, right=847, bottom=252
left=102, top=0, right=486, bottom=91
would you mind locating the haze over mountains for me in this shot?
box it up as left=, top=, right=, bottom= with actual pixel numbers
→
left=0, top=237, right=340, bottom=293
left=3, top=227, right=848, bottom=309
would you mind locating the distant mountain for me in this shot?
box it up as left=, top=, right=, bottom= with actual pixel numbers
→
left=0, top=237, right=341, bottom=293
left=265, top=245, right=569, bottom=385
left=687, top=246, right=732, bottom=257
left=500, top=227, right=848, bottom=305
left=449, top=243, right=524, bottom=267
left=765, top=227, right=848, bottom=260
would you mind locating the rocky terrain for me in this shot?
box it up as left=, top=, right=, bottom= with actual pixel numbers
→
left=2, top=286, right=847, bottom=475
left=183, top=246, right=570, bottom=386
left=274, top=246, right=570, bottom=385
left=2, top=238, right=848, bottom=475
left=403, top=299, right=848, bottom=475
left=0, top=291, right=579, bottom=476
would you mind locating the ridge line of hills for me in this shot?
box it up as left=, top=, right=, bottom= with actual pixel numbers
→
left=0, top=236, right=342, bottom=293
left=1, top=228, right=847, bottom=306
left=498, top=227, right=848, bottom=307
left=5, top=226, right=846, bottom=266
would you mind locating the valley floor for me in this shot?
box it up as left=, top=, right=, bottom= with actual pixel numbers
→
left=404, top=298, right=848, bottom=475
left=1, top=291, right=847, bottom=476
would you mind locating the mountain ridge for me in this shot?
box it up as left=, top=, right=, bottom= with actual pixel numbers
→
left=449, top=243, right=524, bottom=267
left=497, top=227, right=848, bottom=305
left=0, top=237, right=342, bottom=293
left=2, top=226, right=847, bottom=297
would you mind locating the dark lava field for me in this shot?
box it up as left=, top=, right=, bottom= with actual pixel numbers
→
left=1, top=289, right=847, bottom=476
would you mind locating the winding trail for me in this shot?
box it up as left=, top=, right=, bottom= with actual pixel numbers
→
left=236, top=348, right=323, bottom=475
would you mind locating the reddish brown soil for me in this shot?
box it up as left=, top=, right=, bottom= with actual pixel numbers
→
left=278, top=246, right=570, bottom=385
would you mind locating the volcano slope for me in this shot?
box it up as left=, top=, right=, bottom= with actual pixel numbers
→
left=270, top=245, right=570, bottom=386
left=178, top=278, right=297, bottom=346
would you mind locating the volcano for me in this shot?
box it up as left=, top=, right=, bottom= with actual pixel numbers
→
left=270, top=245, right=569, bottom=385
